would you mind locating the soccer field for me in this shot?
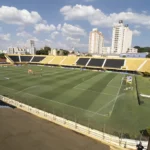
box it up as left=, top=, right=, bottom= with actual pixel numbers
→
left=0, top=65, right=150, bottom=138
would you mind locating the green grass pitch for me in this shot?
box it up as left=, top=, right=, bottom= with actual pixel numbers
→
left=0, top=65, right=150, bottom=138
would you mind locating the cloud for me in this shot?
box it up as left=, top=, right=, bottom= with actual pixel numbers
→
left=126, top=8, right=132, bottom=12
left=34, top=23, right=56, bottom=33
left=57, top=24, right=62, bottom=30
left=134, top=25, right=140, bottom=29
left=61, top=23, right=86, bottom=37
left=66, top=37, right=80, bottom=43
left=16, top=26, right=25, bottom=32
left=104, top=39, right=111, bottom=44
left=45, top=39, right=52, bottom=43
left=17, top=31, right=32, bottom=38
left=0, top=33, right=10, bottom=41
left=50, top=31, right=59, bottom=39
left=0, top=6, right=42, bottom=25
left=133, top=30, right=141, bottom=36
left=142, top=11, right=147, bottom=14
left=60, top=4, right=150, bottom=28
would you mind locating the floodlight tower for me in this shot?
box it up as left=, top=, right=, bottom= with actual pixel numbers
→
left=30, top=40, right=36, bottom=55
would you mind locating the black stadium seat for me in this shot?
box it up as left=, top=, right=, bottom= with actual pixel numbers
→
left=104, top=59, right=124, bottom=68
left=32, top=56, right=45, bottom=62
left=88, top=59, right=105, bottom=67
left=76, top=58, right=89, bottom=66
left=9, top=56, right=19, bottom=62
left=20, top=56, right=32, bottom=62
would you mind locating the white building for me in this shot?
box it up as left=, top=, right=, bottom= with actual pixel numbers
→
left=50, top=48, right=57, bottom=56
left=88, top=28, right=104, bottom=54
left=102, top=47, right=111, bottom=55
left=7, top=47, right=26, bottom=54
left=126, top=48, right=138, bottom=53
left=30, top=40, right=36, bottom=55
left=111, top=20, right=132, bottom=54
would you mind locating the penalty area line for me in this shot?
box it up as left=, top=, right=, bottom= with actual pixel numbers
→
left=109, top=76, right=125, bottom=116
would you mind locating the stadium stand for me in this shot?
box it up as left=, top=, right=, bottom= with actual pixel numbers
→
left=104, top=59, right=124, bottom=69
left=31, top=56, right=45, bottom=62
left=61, top=56, right=78, bottom=66
left=6, top=55, right=150, bottom=73
left=76, top=58, right=90, bottom=66
left=49, top=56, right=65, bottom=65
left=87, top=58, right=105, bottom=67
left=20, top=56, right=33, bottom=62
left=125, top=59, right=145, bottom=71
left=40, top=56, right=54, bottom=64
left=139, top=60, right=150, bottom=72
left=9, top=55, right=19, bottom=62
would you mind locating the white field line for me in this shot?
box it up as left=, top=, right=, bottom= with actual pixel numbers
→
left=0, top=84, right=108, bottom=117
left=15, top=86, right=37, bottom=94
left=74, top=87, right=116, bottom=97
left=109, top=76, right=124, bottom=115
left=73, top=74, right=101, bottom=88
left=91, top=93, right=125, bottom=118
left=90, top=98, right=116, bottom=117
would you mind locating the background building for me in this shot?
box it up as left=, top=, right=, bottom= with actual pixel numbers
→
left=126, top=48, right=138, bottom=53
left=102, top=47, right=111, bottom=55
left=111, top=20, right=132, bottom=54
left=30, top=40, right=36, bottom=55
left=88, top=28, right=104, bottom=54
left=7, top=47, right=26, bottom=54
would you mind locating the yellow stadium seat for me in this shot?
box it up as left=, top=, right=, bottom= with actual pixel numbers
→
left=40, top=56, right=55, bottom=64
left=125, top=59, right=146, bottom=71
left=139, top=60, right=150, bottom=72
left=49, top=56, right=66, bottom=65
left=61, top=56, right=78, bottom=66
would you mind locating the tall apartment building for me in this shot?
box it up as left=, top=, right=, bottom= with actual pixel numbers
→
left=88, top=28, right=104, bottom=54
left=111, top=20, right=132, bottom=54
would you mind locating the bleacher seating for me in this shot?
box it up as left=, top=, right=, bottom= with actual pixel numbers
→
left=20, top=56, right=32, bottom=62
left=40, top=56, right=55, bottom=64
left=76, top=58, right=89, bottom=66
left=31, top=56, right=45, bottom=62
left=5, top=55, right=150, bottom=73
left=104, top=59, right=124, bottom=69
left=139, top=60, right=150, bottom=72
left=49, top=56, right=65, bottom=65
left=125, top=59, right=145, bottom=71
left=9, top=56, right=19, bottom=62
left=61, top=56, right=78, bottom=66
left=88, top=59, right=105, bottom=67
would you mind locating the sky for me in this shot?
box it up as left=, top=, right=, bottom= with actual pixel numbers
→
left=0, top=0, right=150, bottom=52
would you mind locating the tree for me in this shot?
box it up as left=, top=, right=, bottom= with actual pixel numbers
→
left=63, top=50, right=69, bottom=56
left=36, top=46, right=51, bottom=55
left=0, top=53, right=5, bottom=58
left=134, top=46, right=150, bottom=53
